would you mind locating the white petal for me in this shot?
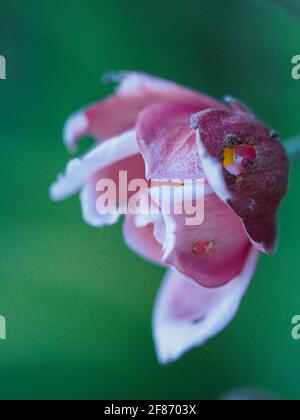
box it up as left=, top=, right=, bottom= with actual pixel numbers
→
left=80, top=183, right=120, bottom=228
left=153, top=246, right=260, bottom=364
left=50, top=129, right=138, bottom=201
left=63, top=112, right=89, bottom=152
left=196, top=129, right=231, bottom=203
left=160, top=215, right=177, bottom=260
left=116, top=71, right=197, bottom=97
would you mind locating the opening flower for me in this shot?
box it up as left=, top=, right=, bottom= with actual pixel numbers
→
left=51, top=72, right=289, bottom=364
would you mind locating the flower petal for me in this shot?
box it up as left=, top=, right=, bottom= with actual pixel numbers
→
left=123, top=214, right=163, bottom=265
left=153, top=246, right=260, bottom=364
left=80, top=182, right=120, bottom=228
left=64, top=72, right=212, bottom=152
left=80, top=154, right=146, bottom=227
left=137, top=100, right=225, bottom=181
left=50, top=129, right=139, bottom=201
left=148, top=190, right=251, bottom=288
left=191, top=109, right=289, bottom=254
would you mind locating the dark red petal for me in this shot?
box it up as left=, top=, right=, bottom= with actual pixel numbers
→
left=191, top=109, right=289, bottom=254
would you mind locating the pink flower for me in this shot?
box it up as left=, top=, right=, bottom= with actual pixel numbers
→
left=51, top=72, right=289, bottom=364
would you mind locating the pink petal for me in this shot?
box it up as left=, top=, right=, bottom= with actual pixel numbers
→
left=123, top=214, right=163, bottom=265
left=64, top=72, right=215, bottom=152
left=149, top=190, right=252, bottom=288
left=191, top=109, right=289, bottom=254
left=153, top=246, right=260, bottom=364
left=137, top=100, right=226, bottom=180
left=81, top=154, right=146, bottom=227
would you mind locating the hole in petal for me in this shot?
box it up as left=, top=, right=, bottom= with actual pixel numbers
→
left=223, top=144, right=256, bottom=176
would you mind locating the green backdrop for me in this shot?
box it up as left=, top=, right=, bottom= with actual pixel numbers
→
left=1, top=0, right=300, bottom=400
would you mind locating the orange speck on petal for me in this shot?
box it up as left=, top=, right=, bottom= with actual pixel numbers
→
left=223, top=146, right=237, bottom=168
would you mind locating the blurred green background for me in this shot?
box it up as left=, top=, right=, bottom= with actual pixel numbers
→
left=1, top=0, right=300, bottom=400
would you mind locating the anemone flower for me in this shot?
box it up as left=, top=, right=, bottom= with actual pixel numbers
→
left=51, top=72, right=290, bottom=364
